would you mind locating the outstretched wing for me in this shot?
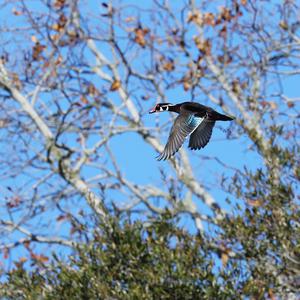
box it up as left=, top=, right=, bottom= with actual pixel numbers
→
left=188, top=118, right=215, bottom=150
left=157, top=114, right=203, bottom=161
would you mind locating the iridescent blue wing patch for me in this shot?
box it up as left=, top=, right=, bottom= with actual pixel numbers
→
left=157, top=114, right=203, bottom=161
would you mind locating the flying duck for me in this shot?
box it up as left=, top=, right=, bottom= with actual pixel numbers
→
left=149, top=102, right=234, bottom=160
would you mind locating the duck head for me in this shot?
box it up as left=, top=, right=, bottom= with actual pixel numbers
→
left=149, top=103, right=173, bottom=114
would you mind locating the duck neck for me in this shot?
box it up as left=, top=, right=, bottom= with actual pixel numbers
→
left=167, top=104, right=181, bottom=113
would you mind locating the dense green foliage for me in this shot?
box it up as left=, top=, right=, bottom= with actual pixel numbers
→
left=2, top=215, right=238, bottom=299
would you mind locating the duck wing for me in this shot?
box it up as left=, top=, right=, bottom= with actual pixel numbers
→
left=188, top=118, right=215, bottom=150
left=157, top=113, right=203, bottom=161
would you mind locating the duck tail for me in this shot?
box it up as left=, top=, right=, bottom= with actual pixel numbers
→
left=212, top=111, right=234, bottom=121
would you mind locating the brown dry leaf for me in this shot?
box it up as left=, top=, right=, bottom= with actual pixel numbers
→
left=279, top=21, right=288, bottom=30
left=187, top=12, right=194, bottom=23
left=110, top=80, right=121, bottom=91
left=218, top=55, right=232, bottom=65
left=231, top=80, right=240, bottom=94
left=87, top=84, right=98, bottom=96
left=58, top=39, right=68, bottom=46
left=58, top=14, right=67, bottom=29
left=220, top=7, right=232, bottom=22
left=32, top=43, right=46, bottom=61
left=67, top=30, right=78, bottom=42
left=43, top=61, right=50, bottom=69
left=7, top=195, right=22, bottom=208
left=187, top=11, right=203, bottom=26
left=55, top=55, right=63, bottom=65
left=260, top=100, right=277, bottom=110
left=31, top=252, right=49, bottom=263
left=54, top=0, right=66, bottom=9
left=241, top=0, right=247, bottom=5
left=183, top=79, right=191, bottom=91
left=80, top=96, right=89, bottom=104
left=31, top=35, right=38, bottom=43
left=125, top=17, right=135, bottom=23
left=56, top=215, right=67, bottom=222
left=269, top=101, right=277, bottom=110
left=135, top=30, right=146, bottom=47
left=246, top=199, right=263, bottom=207
left=134, top=27, right=149, bottom=48
left=51, top=34, right=59, bottom=41
left=19, top=257, right=28, bottom=263
left=219, top=26, right=227, bottom=39
left=163, top=61, right=175, bottom=72
left=268, top=288, right=276, bottom=300
left=203, top=12, right=215, bottom=26
left=221, top=252, right=229, bottom=267
left=12, top=8, right=22, bottom=16
left=194, top=37, right=211, bottom=55
left=51, top=23, right=60, bottom=31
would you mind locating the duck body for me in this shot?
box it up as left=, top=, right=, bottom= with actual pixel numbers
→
left=149, top=102, right=234, bottom=161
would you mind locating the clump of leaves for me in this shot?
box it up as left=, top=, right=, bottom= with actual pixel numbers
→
left=1, top=213, right=237, bottom=300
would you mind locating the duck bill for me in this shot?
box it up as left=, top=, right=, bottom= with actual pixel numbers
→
left=149, top=106, right=156, bottom=114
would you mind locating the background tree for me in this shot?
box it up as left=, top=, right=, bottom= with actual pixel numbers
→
left=0, top=0, right=299, bottom=298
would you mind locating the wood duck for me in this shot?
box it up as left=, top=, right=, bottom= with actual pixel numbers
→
left=149, top=102, right=234, bottom=161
